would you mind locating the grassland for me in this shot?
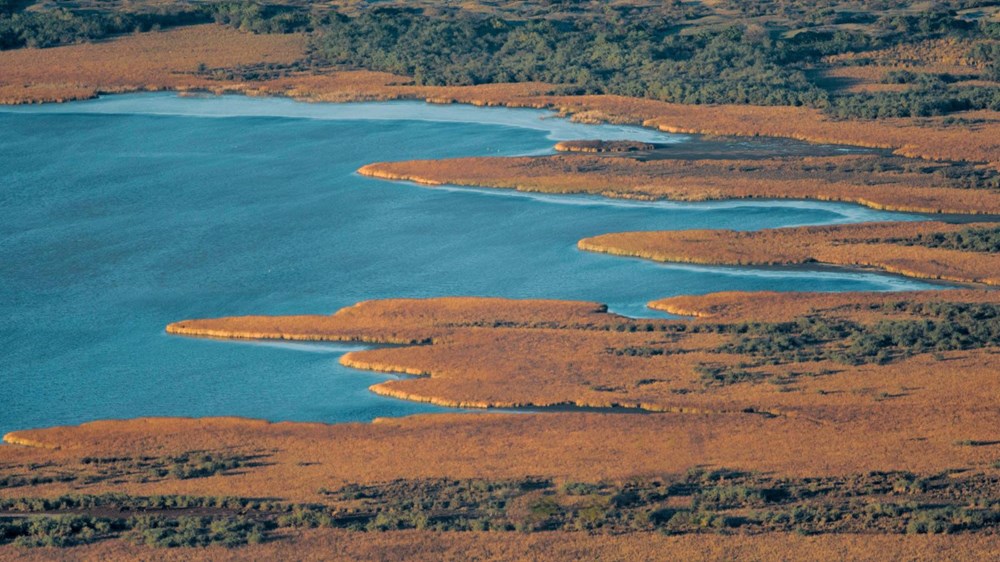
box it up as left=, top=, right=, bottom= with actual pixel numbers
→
left=580, top=222, right=1000, bottom=285
left=358, top=152, right=1000, bottom=214
left=542, top=95, right=1000, bottom=167
left=165, top=292, right=1000, bottom=427
left=0, top=25, right=309, bottom=104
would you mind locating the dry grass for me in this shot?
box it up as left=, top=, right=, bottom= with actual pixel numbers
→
left=0, top=24, right=552, bottom=104
left=167, top=297, right=606, bottom=346
left=4, top=23, right=1000, bottom=559
left=817, top=67, right=919, bottom=94
left=0, top=25, right=308, bottom=104
left=815, top=38, right=994, bottom=94
left=651, top=289, right=994, bottom=321
left=358, top=155, right=1000, bottom=214
left=824, top=38, right=994, bottom=69
left=160, top=291, right=1000, bottom=447
left=261, top=72, right=554, bottom=104
left=580, top=221, right=1000, bottom=285
left=6, top=528, right=1000, bottom=561
left=4, top=383, right=1000, bottom=496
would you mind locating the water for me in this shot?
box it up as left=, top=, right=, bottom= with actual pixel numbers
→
left=0, top=93, right=935, bottom=435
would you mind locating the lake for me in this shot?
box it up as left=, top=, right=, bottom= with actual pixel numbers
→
left=0, top=93, right=936, bottom=435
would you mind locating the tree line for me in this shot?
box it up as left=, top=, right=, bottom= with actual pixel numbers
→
left=2, top=1, right=998, bottom=119
left=0, top=2, right=307, bottom=50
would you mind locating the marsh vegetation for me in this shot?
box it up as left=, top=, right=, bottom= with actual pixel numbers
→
left=4, top=467, right=1000, bottom=548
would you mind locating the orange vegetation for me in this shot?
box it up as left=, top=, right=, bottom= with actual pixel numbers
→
left=824, top=38, right=993, bottom=70
left=535, top=95, right=1000, bottom=166
left=0, top=23, right=551, bottom=105
left=817, top=66, right=996, bottom=94
left=553, top=140, right=658, bottom=152
left=817, top=38, right=993, bottom=93
left=357, top=154, right=1000, bottom=214
left=650, top=289, right=990, bottom=321
left=5, top=25, right=1000, bottom=559
left=0, top=25, right=308, bottom=104
left=7, top=527, right=1000, bottom=561
left=4, top=291, right=999, bottom=557
left=817, top=66, right=919, bottom=94
left=5, top=318, right=1000, bottom=484
left=167, top=297, right=607, bottom=346
left=579, top=221, right=1000, bottom=285
left=161, top=291, right=1000, bottom=447
left=2, top=26, right=999, bottom=167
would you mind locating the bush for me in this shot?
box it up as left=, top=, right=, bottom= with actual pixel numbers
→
left=892, top=227, right=1000, bottom=254
left=310, top=9, right=827, bottom=107
left=127, top=515, right=272, bottom=548
left=0, top=8, right=209, bottom=50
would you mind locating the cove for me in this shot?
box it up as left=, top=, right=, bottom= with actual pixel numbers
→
left=0, top=93, right=936, bottom=435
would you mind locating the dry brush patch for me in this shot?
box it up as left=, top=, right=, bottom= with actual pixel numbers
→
left=6, top=524, right=1000, bottom=561
left=164, top=292, right=1000, bottom=443
left=0, top=24, right=552, bottom=104
left=650, top=289, right=992, bottom=321
left=817, top=38, right=994, bottom=93
left=823, top=38, right=995, bottom=71
left=1, top=392, right=1000, bottom=556
left=3, top=403, right=1000, bottom=501
left=580, top=221, right=1000, bottom=285
left=357, top=154, right=1000, bottom=214
left=0, top=25, right=309, bottom=104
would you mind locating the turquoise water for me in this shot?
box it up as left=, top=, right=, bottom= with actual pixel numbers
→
left=0, top=93, right=935, bottom=435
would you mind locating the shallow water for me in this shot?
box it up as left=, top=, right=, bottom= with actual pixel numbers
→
left=0, top=93, right=935, bottom=434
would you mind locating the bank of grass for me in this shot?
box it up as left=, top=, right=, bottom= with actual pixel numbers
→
left=0, top=24, right=309, bottom=104
left=159, top=291, right=1000, bottom=424
left=358, top=155, right=1000, bottom=215
left=579, top=221, right=1000, bottom=285
left=0, top=452, right=263, bottom=490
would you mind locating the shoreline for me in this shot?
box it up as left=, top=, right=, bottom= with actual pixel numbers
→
left=151, top=291, right=1000, bottom=423
left=356, top=157, right=1000, bottom=216
left=7, top=81, right=1000, bottom=166
left=2, top=25, right=999, bottom=167
left=577, top=221, right=1000, bottom=287
left=647, top=259, right=984, bottom=291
